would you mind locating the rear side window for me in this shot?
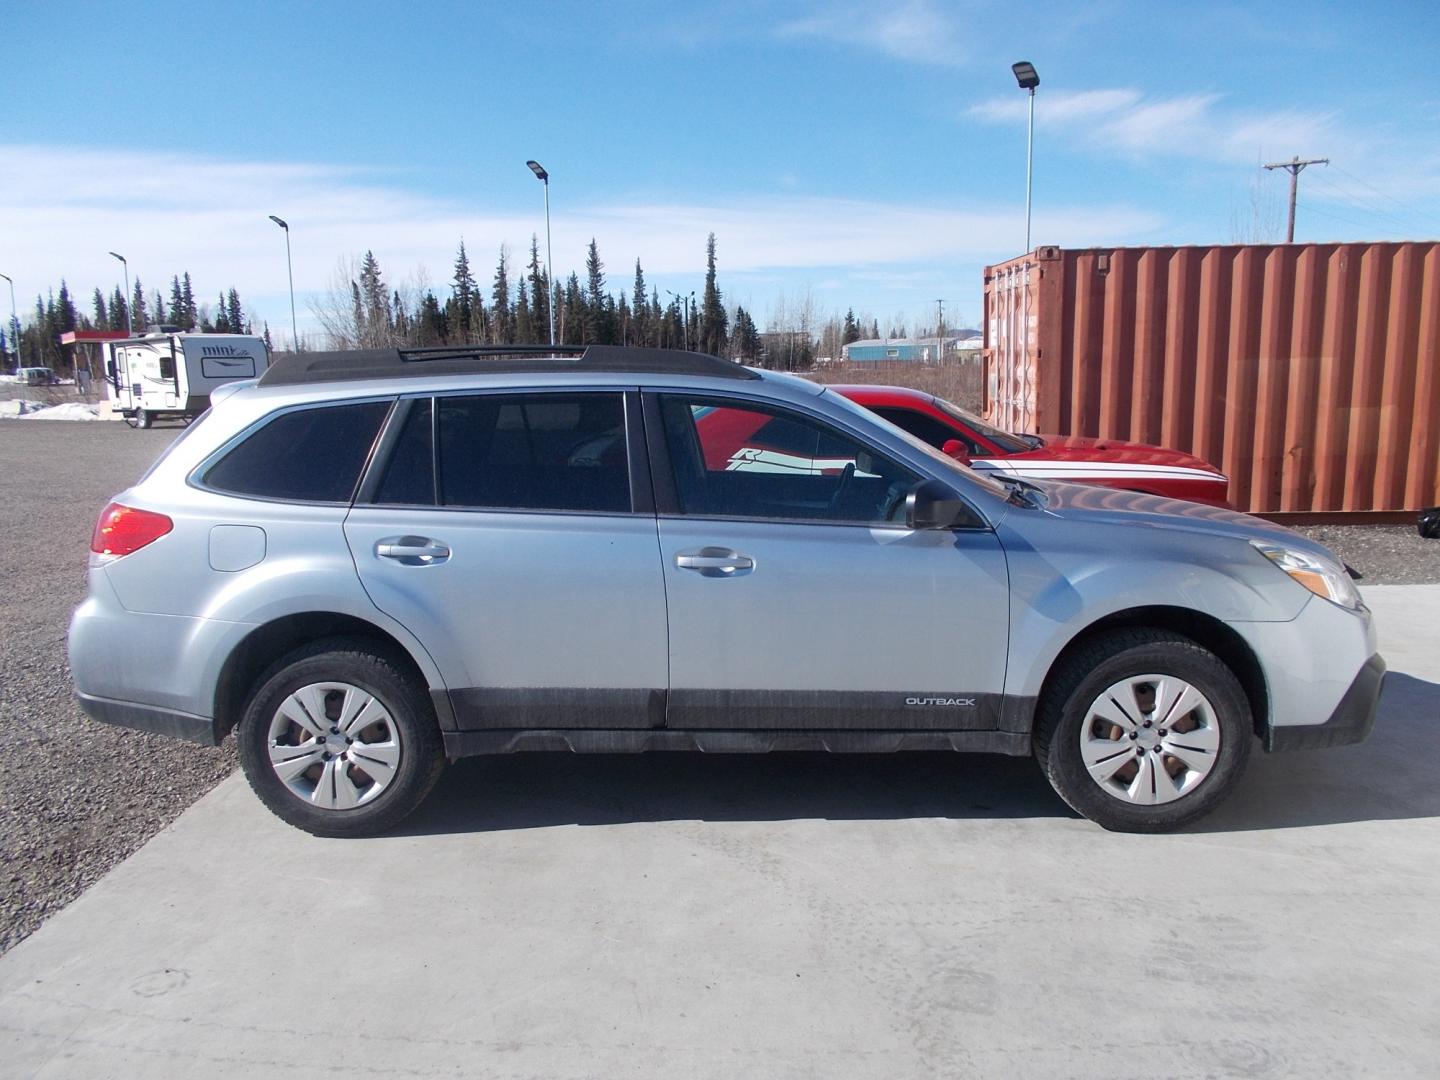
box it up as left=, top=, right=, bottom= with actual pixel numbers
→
left=437, top=392, right=630, bottom=513
left=204, top=401, right=390, bottom=503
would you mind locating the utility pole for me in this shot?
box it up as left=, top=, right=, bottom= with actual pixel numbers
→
left=935, top=299, right=945, bottom=362
left=1263, top=156, right=1328, bottom=243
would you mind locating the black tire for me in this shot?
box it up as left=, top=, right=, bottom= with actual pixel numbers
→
left=237, top=637, right=446, bottom=837
left=135, top=409, right=153, bottom=429
left=123, top=411, right=139, bottom=429
left=1034, top=629, right=1252, bottom=833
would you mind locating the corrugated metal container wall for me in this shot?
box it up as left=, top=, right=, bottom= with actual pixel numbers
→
left=982, top=243, right=1440, bottom=515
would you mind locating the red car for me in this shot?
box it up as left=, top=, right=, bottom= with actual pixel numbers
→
left=830, top=385, right=1230, bottom=507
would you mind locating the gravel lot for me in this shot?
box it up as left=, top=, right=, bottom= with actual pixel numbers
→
left=0, top=420, right=234, bottom=955
left=1292, top=523, right=1440, bottom=584
left=0, top=418, right=1434, bottom=956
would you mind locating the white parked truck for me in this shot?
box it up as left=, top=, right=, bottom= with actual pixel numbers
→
left=103, top=330, right=269, bottom=428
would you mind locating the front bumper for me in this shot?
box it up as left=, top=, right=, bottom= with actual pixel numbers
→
left=1266, top=653, right=1386, bottom=752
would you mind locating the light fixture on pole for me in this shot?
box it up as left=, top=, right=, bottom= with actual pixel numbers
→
left=268, top=215, right=300, bottom=350
left=0, top=272, right=17, bottom=369
left=1011, top=61, right=1040, bottom=253
left=108, top=251, right=133, bottom=335
left=526, top=160, right=556, bottom=346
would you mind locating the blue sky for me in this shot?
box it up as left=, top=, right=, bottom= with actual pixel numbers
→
left=5, top=0, right=1440, bottom=346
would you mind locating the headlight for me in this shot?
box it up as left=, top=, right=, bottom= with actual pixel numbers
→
left=1251, top=541, right=1362, bottom=610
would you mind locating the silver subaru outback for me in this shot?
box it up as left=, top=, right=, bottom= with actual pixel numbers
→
left=69, top=345, right=1384, bottom=836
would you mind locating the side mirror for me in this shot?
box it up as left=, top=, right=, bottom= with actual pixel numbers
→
left=942, top=438, right=971, bottom=464
left=905, top=479, right=969, bottom=530
left=105, top=360, right=115, bottom=378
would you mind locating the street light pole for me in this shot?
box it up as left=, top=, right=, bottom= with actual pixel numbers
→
left=268, top=215, right=299, bottom=350
left=0, top=273, right=17, bottom=369
left=526, top=160, right=556, bottom=346
left=1011, top=61, right=1040, bottom=252
left=108, top=252, right=132, bottom=335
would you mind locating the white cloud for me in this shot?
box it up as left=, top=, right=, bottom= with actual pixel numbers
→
left=968, top=87, right=1337, bottom=166
left=775, top=0, right=965, bottom=65
left=0, top=143, right=1163, bottom=337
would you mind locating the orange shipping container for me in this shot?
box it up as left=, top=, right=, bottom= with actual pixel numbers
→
left=982, top=243, right=1440, bottom=516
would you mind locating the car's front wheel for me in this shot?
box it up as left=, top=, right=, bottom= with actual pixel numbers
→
left=1034, top=629, right=1252, bottom=832
left=237, top=638, right=445, bottom=837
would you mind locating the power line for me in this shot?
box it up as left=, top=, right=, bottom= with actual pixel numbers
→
left=1304, top=171, right=1423, bottom=237
left=1322, top=163, right=1440, bottom=236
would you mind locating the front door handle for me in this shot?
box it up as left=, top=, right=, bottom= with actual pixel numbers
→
left=375, top=536, right=451, bottom=566
left=675, top=547, right=754, bottom=577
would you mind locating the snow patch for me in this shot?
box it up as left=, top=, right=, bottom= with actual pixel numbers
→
left=11, top=401, right=103, bottom=421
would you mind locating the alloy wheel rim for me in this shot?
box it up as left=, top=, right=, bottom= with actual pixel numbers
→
left=1079, top=673, right=1221, bottom=805
left=266, top=681, right=402, bottom=811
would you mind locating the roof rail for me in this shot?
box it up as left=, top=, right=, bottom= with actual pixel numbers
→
left=259, top=344, right=759, bottom=387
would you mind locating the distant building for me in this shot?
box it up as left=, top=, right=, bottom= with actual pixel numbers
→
left=842, top=330, right=981, bottom=363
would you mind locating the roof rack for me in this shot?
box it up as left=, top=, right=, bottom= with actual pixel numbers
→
left=258, top=344, right=760, bottom=387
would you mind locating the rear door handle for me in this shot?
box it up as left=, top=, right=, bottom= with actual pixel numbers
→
left=375, top=536, right=451, bottom=565
left=675, top=547, right=754, bottom=577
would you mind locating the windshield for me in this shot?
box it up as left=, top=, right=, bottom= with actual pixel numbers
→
left=933, top=398, right=1035, bottom=454
left=821, top=388, right=1013, bottom=501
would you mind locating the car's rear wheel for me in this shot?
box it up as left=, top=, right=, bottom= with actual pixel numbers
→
left=135, top=409, right=153, bottom=429
left=1034, top=629, right=1252, bottom=832
left=237, top=638, right=445, bottom=837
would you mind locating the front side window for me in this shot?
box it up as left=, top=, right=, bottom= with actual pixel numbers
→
left=437, top=392, right=630, bottom=513
left=871, top=406, right=982, bottom=454
left=659, top=396, right=919, bottom=524
left=203, top=400, right=391, bottom=503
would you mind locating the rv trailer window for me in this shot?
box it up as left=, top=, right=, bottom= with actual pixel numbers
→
left=159, top=354, right=175, bottom=380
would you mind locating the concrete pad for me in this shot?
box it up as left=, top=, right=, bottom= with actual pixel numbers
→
left=2, top=586, right=1438, bottom=1078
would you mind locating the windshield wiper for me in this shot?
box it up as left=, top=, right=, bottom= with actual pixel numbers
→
left=995, top=474, right=1047, bottom=507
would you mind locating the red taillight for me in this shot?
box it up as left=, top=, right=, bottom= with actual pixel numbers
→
left=91, top=502, right=173, bottom=557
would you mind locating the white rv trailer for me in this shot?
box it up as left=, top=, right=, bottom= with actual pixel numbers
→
left=103, top=330, right=269, bottom=428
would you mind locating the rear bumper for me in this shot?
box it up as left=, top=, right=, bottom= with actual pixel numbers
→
left=75, top=692, right=223, bottom=746
left=1266, top=653, right=1386, bottom=752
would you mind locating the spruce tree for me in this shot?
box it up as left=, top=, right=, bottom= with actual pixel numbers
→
left=583, top=239, right=613, bottom=344
left=92, top=288, right=109, bottom=330
left=129, top=278, right=147, bottom=330
left=563, top=273, right=583, bottom=345
left=417, top=292, right=447, bottom=345
left=152, top=287, right=166, bottom=326
left=631, top=260, right=649, bottom=347
left=357, top=251, right=391, bottom=346
left=514, top=278, right=533, bottom=343
left=226, top=288, right=244, bottom=333
left=698, top=233, right=728, bottom=356
left=490, top=248, right=513, bottom=343
left=110, top=287, right=129, bottom=333
left=526, top=235, right=548, bottom=343
left=842, top=308, right=861, bottom=345
left=181, top=273, right=197, bottom=330
left=452, top=240, right=477, bottom=342
left=169, top=276, right=186, bottom=328
left=214, top=292, right=232, bottom=333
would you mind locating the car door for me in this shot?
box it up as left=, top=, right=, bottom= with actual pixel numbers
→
left=648, top=391, right=1011, bottom=731
left=345, top=389, right=668, bottom=729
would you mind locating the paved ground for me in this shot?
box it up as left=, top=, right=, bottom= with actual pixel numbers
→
left=0, top=586, right=1436, bottom=1078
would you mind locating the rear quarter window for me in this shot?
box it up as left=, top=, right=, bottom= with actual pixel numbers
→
left=202, top=400, right=391, bottom=503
